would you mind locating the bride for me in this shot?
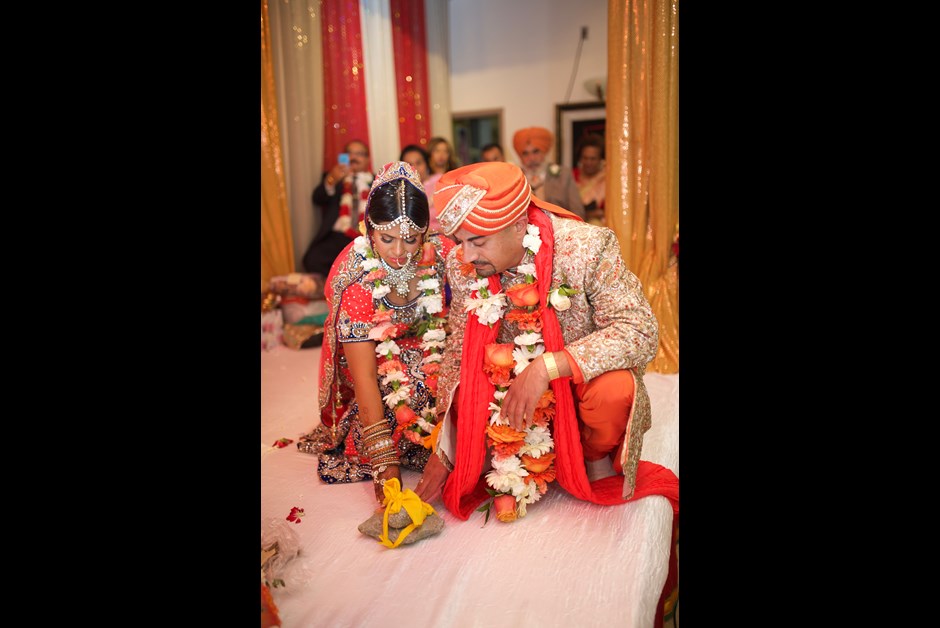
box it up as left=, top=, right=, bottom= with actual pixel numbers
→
left=298, top=161, right=455, bottom=506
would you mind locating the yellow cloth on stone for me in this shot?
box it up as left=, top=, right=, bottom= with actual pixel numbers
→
left=378, top=478, right=436, bottom=548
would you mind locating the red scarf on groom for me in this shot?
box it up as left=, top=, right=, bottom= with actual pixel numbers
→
left=442, top=204, right=679, bottom=520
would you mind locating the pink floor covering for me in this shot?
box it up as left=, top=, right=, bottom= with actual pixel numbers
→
left=261, top=345, right=679, bottom=628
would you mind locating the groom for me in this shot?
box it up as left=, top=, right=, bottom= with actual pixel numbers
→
left=415, top=161, right=674, bottom=520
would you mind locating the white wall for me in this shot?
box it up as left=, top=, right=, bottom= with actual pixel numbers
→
left=448, top=0, right=608, bottom=164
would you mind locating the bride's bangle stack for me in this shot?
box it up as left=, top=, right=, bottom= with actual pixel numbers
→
left=362, top=421, right=400, bottom=484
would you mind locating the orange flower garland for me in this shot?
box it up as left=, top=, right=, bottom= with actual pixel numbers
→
left=465, top=224, right=558, bottom=521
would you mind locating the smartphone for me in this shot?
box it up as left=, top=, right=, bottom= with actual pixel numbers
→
left=338, top=153, right=350, bottom=166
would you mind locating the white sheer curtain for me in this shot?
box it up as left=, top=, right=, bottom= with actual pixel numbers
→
left=361, top=0, right=401, bottom=166
left=424, top=0, right=452, bottom=141
left=268, top=0, right=325, bottom=271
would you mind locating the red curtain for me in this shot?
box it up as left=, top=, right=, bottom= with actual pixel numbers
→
left=320, top=0, right=371, bottom=167
left=390, top=0, right=431, bottom=148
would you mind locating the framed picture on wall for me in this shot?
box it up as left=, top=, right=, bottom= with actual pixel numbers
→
left=555, top=102, right=606, bottom=169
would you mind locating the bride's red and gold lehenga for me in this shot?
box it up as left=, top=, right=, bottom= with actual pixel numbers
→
left=297, top=233, right=454, bottom=484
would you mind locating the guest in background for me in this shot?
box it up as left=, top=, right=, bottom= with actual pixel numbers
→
left=512, top=127, right=585, bottom=219
left=427, top=136, right=460, bottom=176
left=303, top=140, right=374, bottom=276
left=399, top=144, right=431, bottom=182
left=424, top=138, right=458, bottom=234
left=399, top=144, right=441, bottom=233
left=400, top=143, right=442, bottom=233
left=572, top=133, right=606, bottom=226
left=297, top=162, right=456, bottom=507
left=480, top=142, right=505, bottom=162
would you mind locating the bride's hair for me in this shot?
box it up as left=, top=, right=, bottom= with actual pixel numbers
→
left=366, top=178, right=430, bottom=235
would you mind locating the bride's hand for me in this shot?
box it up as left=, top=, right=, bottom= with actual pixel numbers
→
left=373, top=465, right=402, bottom=506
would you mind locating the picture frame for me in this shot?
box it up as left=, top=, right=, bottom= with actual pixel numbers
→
left=555, top=102, right=606, bottom=169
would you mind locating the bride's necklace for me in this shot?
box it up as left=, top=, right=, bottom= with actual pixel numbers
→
left=379, top=255, right=418, bottom=297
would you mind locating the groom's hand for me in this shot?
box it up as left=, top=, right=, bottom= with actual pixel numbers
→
left=415, top=451, right=450, bottom=503
left=502, top=356, right=551, bottom=431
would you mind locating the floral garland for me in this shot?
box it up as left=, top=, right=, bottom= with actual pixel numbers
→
left=336, top=176, right=371, bottom=240
left=463, top=224, right=571, bottom=522
left=353, top=235, right=448, bottom=450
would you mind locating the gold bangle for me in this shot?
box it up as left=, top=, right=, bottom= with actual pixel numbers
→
left=543, top=351, right=560, bottom=381
left=362, top=422, right=391, bottom=436
left=371, top=461, right=401, bottom=483
left=325, top=175, right=336, bottom=186
left=364, top=438, right=395, bottom=453
left=362, top=426, right=392, bottom=439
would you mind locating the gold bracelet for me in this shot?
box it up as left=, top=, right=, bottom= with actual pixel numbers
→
left=362, top=426, right=392, bottom=440
left=364, top=438, right=395, bottom=454
left=371, top=461, right=401, bottom=482
left=370, top=454, right=400, bottom=465
left=542, top=351, right=560, bottom=381
left=362, top=422, right=391, bottom=436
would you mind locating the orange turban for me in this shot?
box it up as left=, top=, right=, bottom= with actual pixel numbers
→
left=512, top=127, right=554, bottom=157
left=433, top=162, right=580, bottom=236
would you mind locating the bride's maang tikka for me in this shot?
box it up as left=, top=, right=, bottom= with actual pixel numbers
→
left=365, top=162, right=429, bottom=239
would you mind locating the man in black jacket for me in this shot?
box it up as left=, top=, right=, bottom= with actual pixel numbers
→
left=302, top=139, right=374, bottom=275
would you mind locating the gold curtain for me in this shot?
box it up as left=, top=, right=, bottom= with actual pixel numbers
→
left=606, top=0, right=679, bottom=374
left=260, top=0, right=295, bottom=293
